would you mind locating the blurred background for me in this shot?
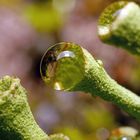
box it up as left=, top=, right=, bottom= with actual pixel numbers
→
left=0, top=0, right=140, bottom=139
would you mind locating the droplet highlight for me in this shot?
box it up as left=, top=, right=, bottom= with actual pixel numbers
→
left=57, top=51, right=75, bottom=60
left=40, top=42, right=85, bottom=91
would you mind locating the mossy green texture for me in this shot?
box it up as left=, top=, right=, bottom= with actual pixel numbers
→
left=0, top=76, right=48, bottom=140
left=98, top=1, right=140, bottom=55
left=70, top=48, right=140, bottom=121
left=98, top=1, right=128, bottom=27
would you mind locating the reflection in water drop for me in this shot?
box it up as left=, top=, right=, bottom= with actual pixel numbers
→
left=54, top=82, right=61, bottom=90
left=40, top=42, right=85, bottom=91
left=57, top=51, right=75, bottom=60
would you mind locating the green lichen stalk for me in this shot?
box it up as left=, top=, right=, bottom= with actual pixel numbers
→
left=40, top=42, right=140, bottom=121
left=0, top=76, right=48, bottom=140
left=98, top=1, right=140, bottom=55
left=70, top=48, right=140, bottom=121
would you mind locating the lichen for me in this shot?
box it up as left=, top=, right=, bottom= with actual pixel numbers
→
left=0, top=76, right=48, bottom=140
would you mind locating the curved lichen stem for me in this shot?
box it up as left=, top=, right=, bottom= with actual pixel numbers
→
left=40, top=42, right=140, bottom=122
left=0, top=76, right=48, bottom=140
left=0, top=76, right=69, bottom=140
left=69, top=48, right=140, bottom=121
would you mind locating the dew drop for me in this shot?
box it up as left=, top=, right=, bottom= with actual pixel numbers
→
left=98, top=1, right=129, bottom=40
left=40, top=42, right=85, bottom=91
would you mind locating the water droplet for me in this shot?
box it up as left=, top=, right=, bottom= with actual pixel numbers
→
left=40, top=42, right=85, bottom=91
left=98, top=1, right=128, bottom=40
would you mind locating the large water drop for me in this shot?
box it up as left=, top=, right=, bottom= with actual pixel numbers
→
left=40, top=42, right=85, bottom=91
left=98, top=1, right=128, bottom=40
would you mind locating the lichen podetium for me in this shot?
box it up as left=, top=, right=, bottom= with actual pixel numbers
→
left=0, top=76, right=48, bottom=140
left=0, top=76, right=70, bottom=140
left=98, top=1, right=140, bottom=55
left=41, top=42, right=140, bottom=121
